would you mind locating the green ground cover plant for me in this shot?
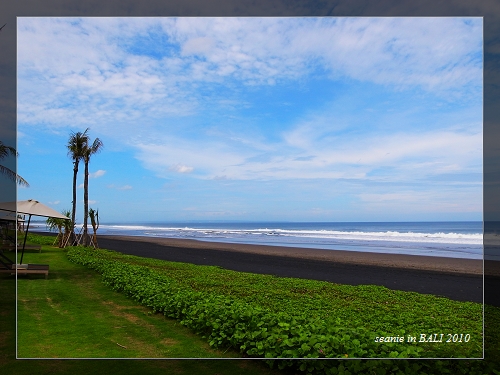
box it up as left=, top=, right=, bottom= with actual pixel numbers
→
left=63, top=242, right=498, bottom=374
left=8, top=234, right=499, bottom=374
left=64, top=248, right=482, bottom=358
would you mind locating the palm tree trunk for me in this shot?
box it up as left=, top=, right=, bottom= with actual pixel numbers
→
left=57, top=226, right=63, bottom=248
left=71, top=161, right=78, bottom=245
left=83, top=157, right=89, bottom=246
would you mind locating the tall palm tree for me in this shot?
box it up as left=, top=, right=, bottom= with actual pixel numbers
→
left=82, top=135, right=103, bottom=246
left=0, top=141, right=29, bottom=187
left=67, top=129, right=89, bottom=244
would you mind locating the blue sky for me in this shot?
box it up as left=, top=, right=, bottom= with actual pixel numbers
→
left=16, top=17, right=483, bottom=223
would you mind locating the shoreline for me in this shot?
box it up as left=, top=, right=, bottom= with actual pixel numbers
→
left=100, top=234, right=483, bottom=276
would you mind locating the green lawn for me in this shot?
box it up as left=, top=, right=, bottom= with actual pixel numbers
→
left=2, top=243, right=283, bottom=375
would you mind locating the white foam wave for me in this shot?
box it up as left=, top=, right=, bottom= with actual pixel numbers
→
left=100, top=225, right=482, bottom=245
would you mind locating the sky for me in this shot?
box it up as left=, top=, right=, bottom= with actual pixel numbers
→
left=16, top=17, right=483, bottom=223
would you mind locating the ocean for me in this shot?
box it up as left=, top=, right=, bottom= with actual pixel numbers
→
left=32, top=221, right=483, bottom=260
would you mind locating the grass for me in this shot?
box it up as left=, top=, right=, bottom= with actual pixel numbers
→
left=2, top=241, right=283, bottom=375
left=2, top=233, right=500, bottom=374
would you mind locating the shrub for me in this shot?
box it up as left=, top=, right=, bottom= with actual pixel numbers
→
left=67, top=246, right=494, bottom=374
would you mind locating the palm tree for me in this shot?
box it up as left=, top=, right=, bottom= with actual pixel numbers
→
left=67, top=129, right=89, bottom=245
left=61, top=209, right=73, bottom=247
left=46, top=215, right=64, bottom=247
left=0, top=141, right=29, bottom=187
left=82, top=135, right=103, bottom=246
left=46, top=209, right=71, bottom=248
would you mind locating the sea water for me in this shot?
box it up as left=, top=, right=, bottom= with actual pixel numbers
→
left=30, top=221, right=483, bottom=260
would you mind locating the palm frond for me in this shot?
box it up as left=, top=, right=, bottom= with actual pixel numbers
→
left=83, top=137, right=104, bottom=161
left=0, top=164, right=29, bottom=187
left=67, top=128, right=89, bottom=161
left=0, top=141, right=17, bottom=158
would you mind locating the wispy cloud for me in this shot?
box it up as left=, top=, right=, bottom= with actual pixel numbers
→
left=18, top=17, right=481, bottom=130
left=89, top=169, right=106, bottom=178
left=169, top=164, right=194, bottom=173
left=133, top=126, right=481, bottom=183
left=358, top=189, right=482, bottom=213
left=16, top=17, right=483, bottom=221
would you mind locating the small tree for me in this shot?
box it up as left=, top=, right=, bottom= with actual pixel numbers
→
left=46, top=209, right=72, bottom=248
left=61, top=209, right=73, bottom=247
left=46, top=217, right=65, bottom=248
left=88, top=208, right=99, bottom=248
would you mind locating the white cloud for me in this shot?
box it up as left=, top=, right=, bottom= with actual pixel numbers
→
left=133, top=125, right=481, bottom=183
left=181, top=37, right=215, bottom=56
left=169, top=164, right=194, bottom=174
left=15, top=17, right=483, bottom=221
left=358, top=190, right=482, bottom=213
left=135, top=138, right=247, bottom=179
left=48, top=200, right=60, bottom=205
left=17, top=17, right=482, bottom=130
left=316, top=131, right=482, bottom=168
left=166, top=17, right=481, bottom=91
left=89, top=169, right=106, bottom=178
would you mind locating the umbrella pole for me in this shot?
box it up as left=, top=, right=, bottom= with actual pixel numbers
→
left=19, top=214, right=31, bottom=265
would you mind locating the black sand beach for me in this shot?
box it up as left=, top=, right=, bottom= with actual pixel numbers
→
left=95, top=235, right=484, bottom=303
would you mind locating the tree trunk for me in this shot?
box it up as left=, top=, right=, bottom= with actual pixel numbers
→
left=57, top=227, right=63, bottom=248
left=92, top=228, right=98, bottom=248
left=83, top=157, right=89, bottom=247
left=71, top=161, right=78, bottom=245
